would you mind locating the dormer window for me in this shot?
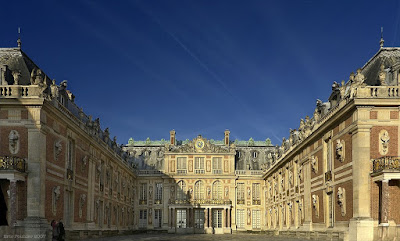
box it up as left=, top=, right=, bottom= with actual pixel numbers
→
left=253, top=151, right=258, bottom=158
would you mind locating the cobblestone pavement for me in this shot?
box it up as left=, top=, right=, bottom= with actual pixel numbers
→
left=82, top=233, right=314, bottom=241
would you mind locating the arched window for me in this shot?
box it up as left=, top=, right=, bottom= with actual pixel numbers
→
left=176, top=180, right=186, bottom=200
left=194, top=180, right=204, bottom=200
left=212, top=180, right=222, bottom=199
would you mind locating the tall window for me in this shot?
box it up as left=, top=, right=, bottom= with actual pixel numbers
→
left=155, top=183, right=162, bottom=203
left=212, top=157, right=222, bottom=174
left=139, top=209, right=147, bottom=228
left=139, top=183, right=147, bottom=204
left=176, top=180, right=186, bottom=200
left=194, top=209, right=205, bottom=229
left=154, top=209, right=162, bottom=228
left=176, top=209, right=187, bottom=228
left=194, top=157, right=205, bottom=174
left=252, top=210, right=261, bottom=229
left=252, top=183, right=260, bottom=205
left=213, top=209, right=222, bottom=228
left=194, top=181, right=204, bottom=200
left=177, top=157, right=187, bottom=174
left=237, top=209, right=245, bottom=228
left=237, top=183, right=245, bottom=204
left=67, top=139, right=75, bottom=170
left=212, top=181, right=222, bottom=199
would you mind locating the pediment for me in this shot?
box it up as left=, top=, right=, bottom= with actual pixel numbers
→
left=165, top=135, right=235, bottom=154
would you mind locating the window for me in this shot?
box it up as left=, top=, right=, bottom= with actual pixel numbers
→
left=177, top=157, right=187, bottom=174
left=176, top=180, right=186, bottom=200
left=194, top=209, right=205, bottom=229
left=176, top=209, right=187, bottom=228
left=253, top=151, right=258, bottom=158
left=212, top=181, right=222, bottom=199
left=194, top=157, right=205, bottom=174
left=194, top=181, right=204, bottom=200
left=155, top=183, right=162, bottom=203
left=139, top=183, right=147, bottom=204
left=237, top=209, right=245, bottom=228
left=213, top=209, right=222, bottom=228
left=154, top=209, right=162, bottom=228
left=212, top=157, right=222, bottom=174
left=237, top=183, right=245, bottom=204
left=252, top=183, right=260, bottom=205
left=252, top=210, right=261, bottom=229
left=67, top=139, right=75, bottom=170
left=139, top=209, right=147, bottom=228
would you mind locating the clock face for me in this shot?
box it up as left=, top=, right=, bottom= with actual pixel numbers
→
left=195, top=140, right=205, bottom=149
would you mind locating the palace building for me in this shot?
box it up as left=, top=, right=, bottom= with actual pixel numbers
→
left=0, top=39, right=399, bottom=241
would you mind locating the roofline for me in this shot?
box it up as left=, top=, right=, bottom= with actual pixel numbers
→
left=361, top=47, right=400, bottom=70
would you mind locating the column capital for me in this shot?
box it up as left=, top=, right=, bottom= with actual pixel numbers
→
left=382, top=179, right=390, bottom=183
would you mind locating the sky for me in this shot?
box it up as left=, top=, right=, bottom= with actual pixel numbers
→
left=1, top=0, right=400, bottom=145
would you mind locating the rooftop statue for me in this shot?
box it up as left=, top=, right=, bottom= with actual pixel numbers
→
left=50, top=79, right=59, bottom=99
left=378, top=63, right=387, bottom=86
left=12, top=70, right=21, bottom=85
left=353, top=68, right=365, bottom=86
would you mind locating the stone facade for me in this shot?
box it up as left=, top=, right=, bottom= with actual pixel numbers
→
left=1, top=43, right=400, bottom=241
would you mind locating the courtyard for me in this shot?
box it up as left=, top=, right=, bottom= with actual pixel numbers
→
left=82, top=233, right=314, bottom=241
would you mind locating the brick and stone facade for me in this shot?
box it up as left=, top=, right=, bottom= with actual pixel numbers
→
left=1, top=43, right=400, bottom=241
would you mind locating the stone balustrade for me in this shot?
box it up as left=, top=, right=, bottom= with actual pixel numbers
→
left=358, top=86, right=400, bottom=98
left=265, top=85, right=400, bottom=176
left=169, top=199, right=232, bottom=205
left=0, top=85, right=42, bottom=98
left=372, top=156, right=400, bottom=173
left=136, top=170, right=163, bottom=175
left=235, top=170, right=264, bottom=175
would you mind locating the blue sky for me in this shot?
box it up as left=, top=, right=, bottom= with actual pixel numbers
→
left=1, top=0, right=400, bottom=145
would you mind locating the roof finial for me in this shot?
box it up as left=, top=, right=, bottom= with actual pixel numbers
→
left=380, top=27, right=384, bottom=49
left=17, top=27, right=21, bottom=49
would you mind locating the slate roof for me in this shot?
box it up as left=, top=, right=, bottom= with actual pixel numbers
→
left=0, top=47, right=50, bottom=85
left=361, top=47, right=400, bottom=86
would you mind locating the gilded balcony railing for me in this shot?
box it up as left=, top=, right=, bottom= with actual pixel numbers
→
left=0, top=156, right=26, bottom=172
left=169, top=199, right=232, bottom=205
left=372, top=156, right=400, bottom=173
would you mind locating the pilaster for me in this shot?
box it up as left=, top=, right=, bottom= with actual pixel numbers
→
left=349, top=125, right=373, bottom=241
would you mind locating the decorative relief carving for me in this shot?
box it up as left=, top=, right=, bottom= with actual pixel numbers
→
left=54, top=140, right=62, bottom=161
left=8, top=130, right=19, bottom=154
left=166, top=136, right=235, bottom=154
left=379, top=130, right=390, bottom=155
left=79, top=194, right=86, bottom=218
left=52, top=186, right=61, bottom=215
left=298, top=164, right=303, bottom=182
left=335, top=139, right=345, bottom=162
left=81, top=156, right=88, bottom=171
left=337, top=187, right=346, bottom=216
left=149, top=186, right=153, bottom=200
left=312, top=194, right=319, bottom=218
left=225, top=187, right=229, bottom=197
left=311, top=156, right=318, bottom=173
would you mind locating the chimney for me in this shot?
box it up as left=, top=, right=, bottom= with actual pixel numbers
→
left=224, top=129, right=230, bottom=146
left=170, top=130, right=176, bottom=145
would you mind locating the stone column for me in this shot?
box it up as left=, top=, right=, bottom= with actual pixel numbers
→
left=23, top=125, right=49, bottom=238
left=303, top=161, right=312, bottom=230
left=9, top=180, right=17, bottom=226
left=349, top=125, right=373, bottom=241
left=380, top=179, right=389, bottom=224
left=227, top=208, right=231, bottom=227
left=204, top=208, right=208, bottom=228
left=209, top=208, right=212, bottom=227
